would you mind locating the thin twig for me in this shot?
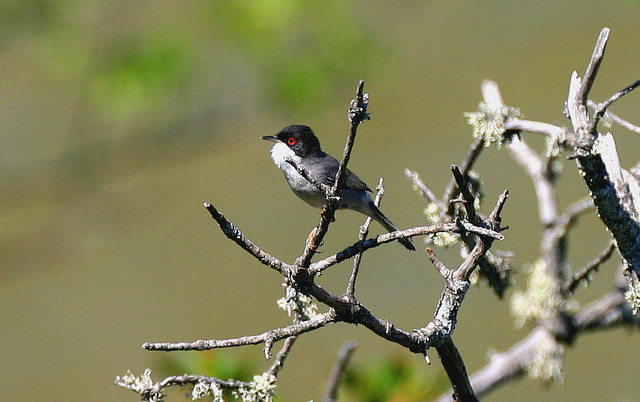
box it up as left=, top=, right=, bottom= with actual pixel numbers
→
left=443, top=137, right=485, bottom=216
left=425, top=247, right=450, bottom=277
left=309, top=221, right=504, bottom=275
left=555, top=197, right=594, bottom=241
left=322, top=341, right=358, bottom=402
left=346, top=178, right=384, bottom=297
left=565, top=241, right=616, bottom=295
left=267, top=336, right=298, bottom=376
left=142, top=311, right=336, bottom=352
left=451, top=165, right=477, bottom=224
left=588, top=100, right=640, bottom=134
left=115, top=373, right=250, bottom=402
left=589, top=78, right=640, bottom=133
left=285, top=159, right=333, bottom=194
left=335, top=80, right=368, bottom=191
left=456, top=225, right=493, bottom=281
left=576, top=28, right=610, bottom=107
left=488, top=190, right=509, bottom=223
left=298, top=81, right=369, bottom=267
left=573, top=287, right=636, bottom=331
left=204, top=202, right=291, bottom=275
left=405, top=168, right=443, bottom=208
left=307, top=281, right=425, bottom=352
left=504, top=120, right=568, bottom=138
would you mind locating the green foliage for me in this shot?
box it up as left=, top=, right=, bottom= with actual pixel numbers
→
left=157, top=350, right=259, bottom=400
left=88, top=32, right=195, bottom=120
left=158, top=350, right=447, bottom=401
left=208, top=0, right=388, bottom=110
left=342, top=354, right=449, bottom=401
left=158, top=350, right=257, bottom=383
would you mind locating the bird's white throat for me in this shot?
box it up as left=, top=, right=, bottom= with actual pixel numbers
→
left=269, top=142, right=300, bottom=169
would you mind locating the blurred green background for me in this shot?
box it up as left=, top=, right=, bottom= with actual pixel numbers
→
left=2, top=1, right=640, bottom=400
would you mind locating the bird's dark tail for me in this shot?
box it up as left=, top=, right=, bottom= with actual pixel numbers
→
left=369, top=202, right=415, bottom=251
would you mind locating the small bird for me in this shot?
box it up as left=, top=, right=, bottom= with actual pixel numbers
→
left=261, top=125, right=415, bottom=251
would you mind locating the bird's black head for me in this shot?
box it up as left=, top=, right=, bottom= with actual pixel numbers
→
left=261, top=125, right=322, bottom=157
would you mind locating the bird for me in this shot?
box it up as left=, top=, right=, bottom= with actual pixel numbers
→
left=261, top=124, right=415, bottom=251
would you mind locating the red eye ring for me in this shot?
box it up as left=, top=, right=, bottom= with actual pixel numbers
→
left=287, top=137, right=297, bottom=146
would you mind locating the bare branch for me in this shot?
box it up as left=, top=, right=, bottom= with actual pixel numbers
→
left=436, top=337, right=478, bottom=402
left=266, top=336, right=297, bottom=376
left=482, top=81, right=569, bottom=303
left=346, top=178, right=384, bottom=297
left=576, top=28, right=610, bottom=109
left=488, top=190, right=509, bottom=223
left=419, top=191, right=509, bottom=401
left=588, top=100, right=640, bottom=134
left=504, top=119, right=568, bottom=138
left=142, top=311, right=336, bottom=352
left=555, top=197, right=595, bottom=239
left=425, top=247, right=450, bottom=277
left=461, top=284, right=637, bottom=400
left=483, top=80, right=559, bottom=227
left=566, top=28, right=640, bottom=278
left=115, top=371, right=250, bottom=402
left=443, top=137, right=485, bottom=216
left=461, top=327, right=556, bottom=400
left=565, top=241, right=616, bottom=295
left=416, top=189, right=508, bottom=368
left=405, top=168, right=443, bottom=208
left=204, top=203, right=291, bottom=275
left=589, top=78, right=640, bottom=132
left=298, top=81, right=369, bottom=267
left=573, top=287, right=638, bottom=331
left=451, top=165, right=478, bottom=223
left=309, top=221, right=503, bottom=275
left=308, top=281, right=426, bottom=353
left=322, top=341, right=358, bottom=402
left=337, top=79, right=369, bottom=191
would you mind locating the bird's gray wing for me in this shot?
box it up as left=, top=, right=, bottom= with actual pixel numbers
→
left=314, top=153, right=372, bottom=192
left=342, top=168, right=372, bottom=192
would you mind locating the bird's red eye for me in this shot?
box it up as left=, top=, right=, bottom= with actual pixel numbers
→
left=287, top=137, right=297, bottom=146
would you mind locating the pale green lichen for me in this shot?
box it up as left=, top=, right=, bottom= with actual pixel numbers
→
left=468, top=268, right=480, bottom=286
left=527, top=340, right=565, bottom=384
left=232, top=373, right=277, bottom=402
left=510, top=259, right=569, bottom=328
left=115, top=369, right=153, bottom=393
left=423, top=203, right=459, bottom=248
left=277, top=292, right=318, bottom=320
left=430, top=232, right=460, bottom=248
left=191, top=381, right=223, bottom=401
left=624, top=277, right=640, bottom=315
left=545, top=130, right=567, bottom=158
left=464, top=102, right=522, bottom=148
left=424, top=203, right=440, bottom=224
left=591, top=133, right=608, bottom=155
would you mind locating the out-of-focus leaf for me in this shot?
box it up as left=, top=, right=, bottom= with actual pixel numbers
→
left=208, top=0, right=389, bottom=110
left=88, top=32, right=194, bottom=120
left=342, top=354, right=449, bottom=401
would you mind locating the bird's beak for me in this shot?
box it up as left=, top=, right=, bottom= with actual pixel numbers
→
left=260, top=135, right=279, bottom=142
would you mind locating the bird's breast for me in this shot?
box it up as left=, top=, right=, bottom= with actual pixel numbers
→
left=269, top=143, right=325, bottom=207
